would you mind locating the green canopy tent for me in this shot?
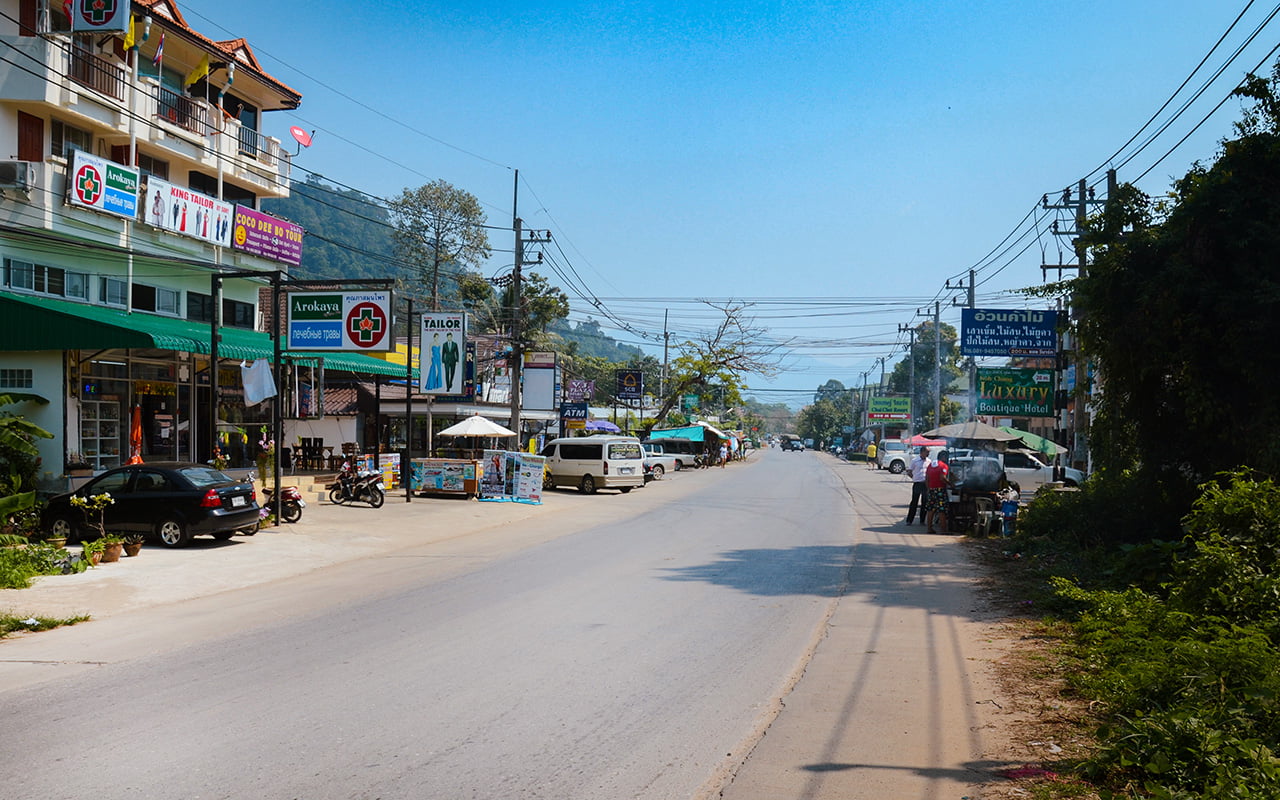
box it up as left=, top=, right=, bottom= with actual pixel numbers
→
left=998, top=425, right=1066, bottom=455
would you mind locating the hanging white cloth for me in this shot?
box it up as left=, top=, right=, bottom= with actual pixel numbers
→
left=241, top=359, right=277, bottom=406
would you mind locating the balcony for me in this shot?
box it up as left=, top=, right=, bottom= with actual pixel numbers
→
left=155, top=85, right=211, bottom=136
left=65, top=41, right=125, bottom=101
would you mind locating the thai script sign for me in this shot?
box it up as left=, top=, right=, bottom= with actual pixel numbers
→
left=420, top=313, right=467, bottom=395
left=566, top=379, right=594, bottom=402
left=144, top=177, right=233, bottom=246
left=67, top=151, right=138, bottom=219
left=232, top=206, right=304, bottom=266
left=975, top=367, right=1055, bottom=416
left=867, top=396, right=911, bottom=420
left=960, top=308, right=1058, bottom=357
left=288, top=291, right=393, bottom=352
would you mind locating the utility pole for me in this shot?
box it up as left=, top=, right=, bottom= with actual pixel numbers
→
left=946, top=270, right=977, bottom=419
left=507, top=171, right=551, bottom=442
left=933, top=301, right=942, bottom=430
left=661, top=309, right=670, bottom=399
left=898, top=323, right=916, bottom=437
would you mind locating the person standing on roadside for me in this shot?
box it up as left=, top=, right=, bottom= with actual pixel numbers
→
left=925, top=450, right=951, bottom=534
left=906, top=447, right=931, bottom=524
left=719, top=441, right=728, bottom=468
left=866, top=440, right=877, bottom=469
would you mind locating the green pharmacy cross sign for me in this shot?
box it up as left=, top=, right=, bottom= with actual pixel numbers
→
left=347, top=304, right=386, bottom=345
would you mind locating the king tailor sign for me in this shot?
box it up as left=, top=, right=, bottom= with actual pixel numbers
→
left=960, top=308, right=1058, bottom=358
left=232, top=206, right=304, bottom=266
left=143, top=177, right=233, bottom=246
left=67, top=151, right=138, bottom=220
left=975, top=368, right=1055, bottom=417
left=288, top=291, right=393, bottom=352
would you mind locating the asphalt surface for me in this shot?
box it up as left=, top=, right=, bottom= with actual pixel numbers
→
left=0, top=451, right=1014, bottom=798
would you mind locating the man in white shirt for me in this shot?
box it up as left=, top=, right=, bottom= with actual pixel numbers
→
left=905, top=447, right=932, bottom=524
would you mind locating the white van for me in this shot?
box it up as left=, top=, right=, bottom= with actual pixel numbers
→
left=540, top=435, right=645, bottom=493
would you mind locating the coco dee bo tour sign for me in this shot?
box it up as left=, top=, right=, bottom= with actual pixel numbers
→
left=287, top=292, right=393, bottom=351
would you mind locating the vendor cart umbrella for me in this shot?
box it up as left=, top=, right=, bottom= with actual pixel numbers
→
left=922, top=419, right=1022, bottom=444
left=584, top=419, right=621, bottom=433
left=998, top=425, right=1067, bottom=455
left=436, top=414, right=518, bottom=438
left=126, top=404, right=143, bottom=464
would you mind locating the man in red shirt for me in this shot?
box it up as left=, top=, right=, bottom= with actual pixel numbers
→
left=924, top=450, right=951, bottom=534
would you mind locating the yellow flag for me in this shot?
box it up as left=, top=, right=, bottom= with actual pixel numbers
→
left=122, top=15, right=136, bottom=50
left=184, top=54, right=210, bottom=88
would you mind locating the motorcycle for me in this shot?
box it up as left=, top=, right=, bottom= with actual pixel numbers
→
left=262, top=485, right=306, bottom=523
left=329, top=462, right=385, bottom=508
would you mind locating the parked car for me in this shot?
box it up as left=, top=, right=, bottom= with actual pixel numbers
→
left=642, top=443, right=679, bottom=479
left=643, top=438, right=703, bottom=469
left=876, top=439, right=909, bottom=472
left=948, top=448, right=1084, bottom=494
left=41, top=462, right=261, bottom=548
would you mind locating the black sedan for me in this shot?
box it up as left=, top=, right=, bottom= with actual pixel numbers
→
left=42, top=462, right=261, bottom=548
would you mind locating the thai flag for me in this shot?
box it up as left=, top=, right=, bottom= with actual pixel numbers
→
left=152, top=32, right=164, bottom=67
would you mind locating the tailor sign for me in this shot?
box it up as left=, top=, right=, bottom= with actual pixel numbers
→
left=960, top=308, right=1058, bottom=357
left=143, top=177, right=233, bottom=246
left=420, top=313, right=467, bottom=395
left=288, top=291, right=393, bottom=352
left=67, top=151, right=138, bottom=220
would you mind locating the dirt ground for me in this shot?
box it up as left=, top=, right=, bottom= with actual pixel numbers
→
left=961, top=537, right=1102, bottom=800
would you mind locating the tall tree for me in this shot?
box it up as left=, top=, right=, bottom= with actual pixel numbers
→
left=388, top=179, right=491, bottom=310
left=650, top=303, right=784, bottom=428
left=886, top=320, right=963, bottom=429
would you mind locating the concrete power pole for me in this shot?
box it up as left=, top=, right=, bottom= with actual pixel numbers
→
left=933, top=301, right=942, bottom=429
left=898, top=323, right=916, bottom=437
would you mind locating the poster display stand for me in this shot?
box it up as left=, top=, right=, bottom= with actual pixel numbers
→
left=479, top=450, right=546, bottom=504
left=410, top=458, right=480, bottom=497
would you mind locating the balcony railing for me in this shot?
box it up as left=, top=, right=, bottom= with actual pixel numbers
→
left=65, top=41, right=125, bottom=101
left=155, top=85, right=211, bottom=136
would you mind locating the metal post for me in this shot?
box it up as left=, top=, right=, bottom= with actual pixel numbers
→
left=403, top=297, right=413, bottom=502
left=934, top=300, right=942, bottom=429
left=209, top=274, right=221, bottom=465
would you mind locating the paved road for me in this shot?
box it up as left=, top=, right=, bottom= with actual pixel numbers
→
left=0, top=449, right=1007, bottom=799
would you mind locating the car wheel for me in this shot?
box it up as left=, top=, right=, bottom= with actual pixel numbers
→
left=47, top=514, right=79, bottom=540
left=212, top=530, right=235, bottom=541
left=1063, top=479, right=1078, bottom=488
left=888, top=460, right=905, bottom=475
left=619, top=486, right=633, bottom=493
left=579, top=475, right=597, bottom=494
left=240, top=519, right=260, bottom=536
left=156, top=517, right=191, bottom=548
left=672, top=461, right=682, bottom=471
left=543, top=471, right=555, bottom=490
left=651, top=465, right=665, bottom=480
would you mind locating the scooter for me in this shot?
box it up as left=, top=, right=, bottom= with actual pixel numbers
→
left=329, top=463, right=385, bottom=508
left=262, top=485, right=306, bottom=523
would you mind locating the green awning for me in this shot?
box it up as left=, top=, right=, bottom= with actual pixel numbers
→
left=0, top=292, right=412, bottom=378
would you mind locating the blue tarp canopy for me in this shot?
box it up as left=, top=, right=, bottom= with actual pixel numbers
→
left=647, top=425, right=705, bottom=442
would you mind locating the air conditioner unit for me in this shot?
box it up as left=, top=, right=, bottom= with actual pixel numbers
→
left=0, top=160, right=33, bottom=192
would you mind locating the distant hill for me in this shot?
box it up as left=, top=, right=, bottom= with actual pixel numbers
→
left=549, top=318, right=644, bottom=361
left=262, top=175, right=404, bottom=282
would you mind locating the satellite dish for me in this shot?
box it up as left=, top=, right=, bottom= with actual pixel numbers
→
left=289, top=127, right=313, bottom=148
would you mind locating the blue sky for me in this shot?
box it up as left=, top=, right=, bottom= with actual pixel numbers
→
left=181, top=0, right=1279, bottom=407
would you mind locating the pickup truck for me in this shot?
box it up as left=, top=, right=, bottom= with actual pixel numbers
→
left=642, top=443, right=681, bottom=478
left=949, top=448, right=1084, bottom=494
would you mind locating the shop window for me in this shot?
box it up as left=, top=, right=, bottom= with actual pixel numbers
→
left=4, top=259, right=89, bottom=299
left=0, top=368, right=33, bottom=389
left=132, top=283, right=180, bottom=316
left=187, top=291, right=214, bottom=323
left=100, top=277, right=127, bottom=306
left=51, top=119, right=92, bottom=159
left=223, top=298, right=254, bottom=329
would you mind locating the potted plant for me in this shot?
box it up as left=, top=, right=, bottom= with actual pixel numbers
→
left=80, top=537, right=105, bottom=566
left=122, top=533, right=144, bottom=557
left=99, top=534, right=125, bottom=563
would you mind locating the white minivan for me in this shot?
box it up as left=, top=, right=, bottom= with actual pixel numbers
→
left=540, top=435, right=645, bottom=494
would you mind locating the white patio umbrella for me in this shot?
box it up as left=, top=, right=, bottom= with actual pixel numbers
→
left=436, top=414, right=518, bottom=438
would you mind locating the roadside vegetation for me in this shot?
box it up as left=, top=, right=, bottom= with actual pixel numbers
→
left=981, top=64, right=1280, bottom=800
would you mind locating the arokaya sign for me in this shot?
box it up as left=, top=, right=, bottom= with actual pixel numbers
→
left=975, top=368, right=1055, bottom=417
left=287, top=291, right=393, bottom=352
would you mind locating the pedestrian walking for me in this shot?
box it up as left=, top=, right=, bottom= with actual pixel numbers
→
left=905, top=447, right=931, bottom=524
left=719, top=442, right=728, bottom=467
left=866, top=440, right=877, bottom=469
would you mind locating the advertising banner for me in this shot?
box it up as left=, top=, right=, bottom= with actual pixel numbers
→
left=288, top=291, right=393, bottom=352
left=70, top=0, right=129, bottom=32
left=566, top=379, right=594, bottom=402
left=975, top=367, right=1055, bottom=417
left=960, top=308, right=1058, bottom=357
left=420, top=313, right=467, bottom=395
left=232, top=206, right=303, bottom=266
left=616, top=369, right=643, bottom=400
left=67, top=151, right=138, bottom=220
left=480, top=450, right=545, bottom=504
left=143, top=177, right=233, bottom=246
left=867, top=396, right=911, bottom=420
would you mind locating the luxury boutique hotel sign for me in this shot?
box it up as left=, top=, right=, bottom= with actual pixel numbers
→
left=287, top=291, right=393, bottom=352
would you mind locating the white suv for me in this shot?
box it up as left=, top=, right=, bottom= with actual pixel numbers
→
left=876, top=440, right=910, bottom=473
left=948, top=448, right=1084, bottom=493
